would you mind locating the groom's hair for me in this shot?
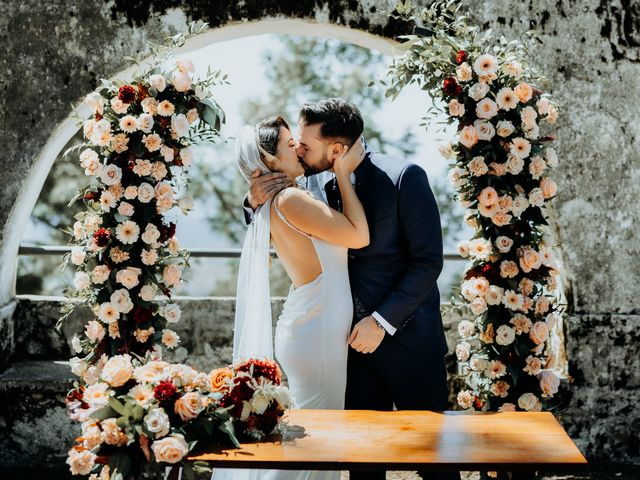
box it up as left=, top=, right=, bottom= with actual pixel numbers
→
left=299, top=98, right=364, bottom=147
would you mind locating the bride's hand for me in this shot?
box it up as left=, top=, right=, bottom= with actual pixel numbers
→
left=334, top=136, right=365, bottom=175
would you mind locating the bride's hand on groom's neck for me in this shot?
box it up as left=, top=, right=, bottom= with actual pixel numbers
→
left=248, top=170, right=291, bottom=210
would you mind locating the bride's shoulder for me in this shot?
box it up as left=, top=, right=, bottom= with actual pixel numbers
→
left=273, top=187, right=314, bottom=209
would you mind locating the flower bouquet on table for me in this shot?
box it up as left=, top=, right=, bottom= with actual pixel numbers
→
left=65, top=355, right=291, bottom=479
left=213, top=358, right=291, bottom=440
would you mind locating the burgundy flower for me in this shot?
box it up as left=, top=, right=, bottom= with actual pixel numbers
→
left=455, top=50, right=467, bottom=64
left=93, top=228, right=111, bottom=247
left=443, top=76, right=462, bottom=97
left=159, top=222, right=176, bottom=243
left=83, top=190, right=99, bottom=201
left=118, top=85, right=137, bottom=104
left=153, top=380, right=178, bottom=405
left=236, top=358, right=282, bottom=385
left=133, top=306, right=153, bottom=324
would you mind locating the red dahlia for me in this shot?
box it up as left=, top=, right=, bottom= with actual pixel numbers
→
left=93, top=228, right=111, bottom=247
left=118, top=85, right=137, bottom=104
left=154, top=380, right=178, bottom=405
left=443, top=77, right=462, bottom=97
left=236, top=358, right=282, bottom=385
left=455, top=50, right=467, bottom=64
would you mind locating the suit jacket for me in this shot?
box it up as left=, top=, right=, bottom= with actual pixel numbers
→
left=244, top=149, right=448, bottom=358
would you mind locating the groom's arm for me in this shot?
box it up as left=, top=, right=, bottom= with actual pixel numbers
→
left=241, top=171, right=291, bottom=225
left=374, top=164, right=444, bottom=331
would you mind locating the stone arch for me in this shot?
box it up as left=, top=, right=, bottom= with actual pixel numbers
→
left=0, top=2, right=415, bottom=368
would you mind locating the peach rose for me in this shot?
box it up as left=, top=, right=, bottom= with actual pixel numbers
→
left=101, top=354, right=134, bottom=387
left=209, top=367, right=233, bottom=392
left=538, top=370, right=560, bottom=397
left=151, top=434, right=189, bottom=464
left=475, top=98, right=498, bottom=120
left=478, top=186, right=498, bottom=206
left=163, top=264, right=182, bottom=287
left=459, top=125, right=479, bottom=148
left=540, top=177, right=558, bottom=199
left=514, top=82, right=533, bottom=103
left=519, top=247, right=542, bottom=273
left=66, top=448, right=96, bottom=475
left=518, top=392, right=538, bottom=411
left=529, top=321, right=549, bottom=345
left=174, top=392, right=204, bottom=421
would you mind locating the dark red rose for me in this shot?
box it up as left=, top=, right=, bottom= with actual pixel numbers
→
left=93, top=228, right=111, bottom=247
left=83, top=190, right=99, bottom=201
left=133, top=306, right=153, bottom=324
left=481, top=263, right=493, bottom=275
left=65, top=387, right=89, bottom=409
left=455, top=50, right=467, bottom=64
left=443, top=76, right=462, bottom=97
left=154, top=380, right=178, bottom=405
left=159, top=222, right=176, bottom=243
left=236, top=358, right=282, bottom=385
left=473, top=396, right=483, bottom=410
left=118, top=85, right=137, bottom=104
left=136, top=83, right=149, bottom=101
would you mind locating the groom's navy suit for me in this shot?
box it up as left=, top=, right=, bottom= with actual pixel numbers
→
left=309, top=149, right=456, bottom=480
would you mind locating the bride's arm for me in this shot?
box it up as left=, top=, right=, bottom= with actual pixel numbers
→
left=274, top=139, right=369, bottom=249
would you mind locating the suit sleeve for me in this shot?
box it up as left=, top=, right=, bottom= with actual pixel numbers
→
left=242, top=195, right=254, bottom=225
left=374, top=164, right=443, bottom=331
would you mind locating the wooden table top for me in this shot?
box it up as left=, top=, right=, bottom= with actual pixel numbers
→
left=189, top=410, right=588, bottom=471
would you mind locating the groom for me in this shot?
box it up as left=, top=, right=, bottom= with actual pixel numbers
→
left=244, top=98, right=457, bottom=480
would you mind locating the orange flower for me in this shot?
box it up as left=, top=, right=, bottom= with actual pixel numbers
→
left=209, top=367, right=233, bottom=393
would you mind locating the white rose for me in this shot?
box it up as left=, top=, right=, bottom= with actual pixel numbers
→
left=455, top=342, right=471, bottom=362
left=162, top=303, right=182, bottom=323
left=151, top=434, right=189, bottom=464
left=140, top=284, right=157, bottom=302
left=91, top=265, right=111, bottom=284
left=74, top=271, right=91, bottom=290
left=163, top=264, right=182, bottom=287
left=85, top=321, right=105, bottom=343
left=250, top=391, right=270, bottom=415
left=468, top=82, right=489, bottom=101
left=142, top=224, right=161, bottom=244
left=99, top=164, right=122, bottom=186
left=470, top=297, right=488, bottom=315
left=110, top=289, right=133, bottom=313
left=145, top=408, right=171, bottom=438
left=274, top=385, right=291, bottom=408
left=545, top=148, right=558, bottom=168
left=171, top=113, right=191, bottom=138
left=137, top=182, right=155, bottom=203
left=495, top=236, right=513, bottom=253
left=474, top=120, right=495, bottom=141
left=101, top=354, right=134, bottom=387
left=118, top=201, right=135, bottom=217
left=538, top=370, right=560, bottom=397
left=458, top=320, right=475, bottom=339
left=172, top=71, right=192, bottom=92
left=84, top=92, right=104, bottom=115
left=496, top=120, right=515, bottom=138
left=475, top=98, right=498, bottom=120
left=457, top=390, right=474, bottom=409
left=115, top=267, right=142, bottom=289
left=138, top=113, right=155, bottom=133
left=528, top=188, right=545, bottom=207
left=495, top=325, right=516, bottom=346
left=149, top=74, right=166, bottom=92
left=518, top=392, right=538, bottom=411
left=70, top=247, right=86, bottom=266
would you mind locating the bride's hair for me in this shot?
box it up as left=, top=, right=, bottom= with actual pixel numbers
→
left=235, top=115, right=290, bottom=182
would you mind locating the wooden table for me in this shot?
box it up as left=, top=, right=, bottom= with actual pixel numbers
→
left=189, top=410, right=588, bottom=475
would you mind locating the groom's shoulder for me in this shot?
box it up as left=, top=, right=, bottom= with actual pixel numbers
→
left=369, top=152, right=426, bottom=187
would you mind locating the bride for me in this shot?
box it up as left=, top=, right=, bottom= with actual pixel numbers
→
left=212, top=115, right=368, bottom=480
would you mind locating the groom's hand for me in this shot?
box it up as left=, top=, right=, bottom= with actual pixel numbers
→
left=248, top=170, right=290, bottom=210
left=348, top=316, right=385, bottom=354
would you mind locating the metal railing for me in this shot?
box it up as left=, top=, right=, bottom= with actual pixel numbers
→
left=18, top=244, right=464, bottom=261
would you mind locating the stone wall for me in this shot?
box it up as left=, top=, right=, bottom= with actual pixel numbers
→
left=1, top=0, right=639, bottom=468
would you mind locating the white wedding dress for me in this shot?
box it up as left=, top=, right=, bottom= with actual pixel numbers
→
left=212, top=194, right=353, bottom=480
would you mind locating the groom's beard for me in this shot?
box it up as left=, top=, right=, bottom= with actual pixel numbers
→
left=300, top=152, right=332, bottom=177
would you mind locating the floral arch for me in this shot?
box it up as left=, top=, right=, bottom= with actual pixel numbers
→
left=59, top=1, right=565, bottom=478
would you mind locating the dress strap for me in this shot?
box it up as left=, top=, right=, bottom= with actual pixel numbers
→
left=272, top=190, right=312, bottom=238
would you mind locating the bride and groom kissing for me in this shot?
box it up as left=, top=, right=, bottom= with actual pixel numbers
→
left=223, top=98, right=457, bottom=480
